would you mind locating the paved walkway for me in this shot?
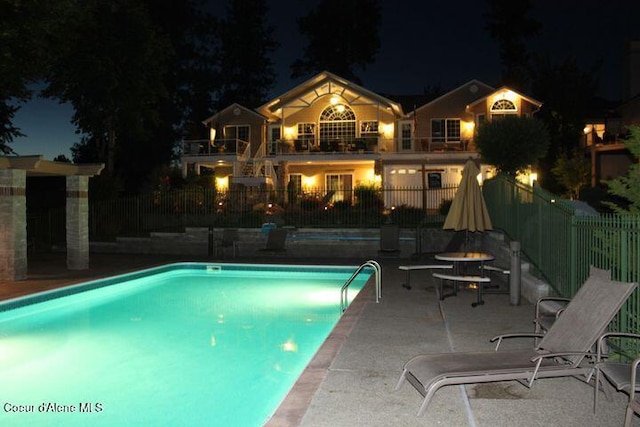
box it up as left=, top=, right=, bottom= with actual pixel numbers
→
left=0, top=254, right=634, bottom=426
left=297, top=258, right=632, bottom=427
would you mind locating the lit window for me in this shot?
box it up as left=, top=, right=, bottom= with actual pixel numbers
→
left=431, top=119, right=460, bottom=143
left=360, top=121, right=379, bottom=135
left=491, top=99, right=517, bottom=112
left=319, top=104, right=356, bottom=143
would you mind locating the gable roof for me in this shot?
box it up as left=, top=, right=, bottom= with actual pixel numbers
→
left=202, top=103, right=267, bottom=126
left=466, top=86, right=542, bottom=109
left=256, top=71, right=404, bottom=120
left=415, top=80, right=495, bottom=114
left=384, top=93, right=440, bottom=115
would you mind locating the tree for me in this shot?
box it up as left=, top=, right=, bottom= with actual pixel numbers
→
left=291, top=0, right=381, bottom=83
left=551, top=148, right=591, bottom=199
left=605, top=126, right=640, bottom=214
left=530, top=54, right=601, bottom=193
left=483, top=0, right=540, bottom=90
left=0, top=0, right=74, bottom=153
left=215, top=0, right=278, bottom=110
left=45, top=1, right=170, bottom=178
left=475, top=116, right=550, bottom=176
left=53, top=154, right=71, bottom=163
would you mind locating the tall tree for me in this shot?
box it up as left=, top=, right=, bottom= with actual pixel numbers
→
left=291, top=0, right=381, bottom=83
left=45, top=1, right=170, bottom=179
left=0, top=0, right=73, bottom=153
left=483, top=0, right=540, bottom=90
left=46, top=0, right=219, bottom=194
left=605, top=126, right=640, bottom=214
left=215, top=0, right=278, bottom=110
left=530, top=54, right=601, bottom=192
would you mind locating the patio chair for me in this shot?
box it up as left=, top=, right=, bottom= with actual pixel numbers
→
left=260, top=228, right=287, bottom=253
left=395, top=269, right=637, bottom=416
left=625, top=357, right=640, bottom=426
left=379, top=224, right=400, bottom=255
left=534, top=267, right=611, bottom=339
left=215, top=228, right=239, bottom=258
left=593, top=332, right=640, bottom=417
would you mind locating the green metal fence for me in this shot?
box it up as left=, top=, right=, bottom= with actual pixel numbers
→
left=483, top=174, right=640, bottom=338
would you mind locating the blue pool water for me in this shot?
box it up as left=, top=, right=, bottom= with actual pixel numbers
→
left=0, top=263, right=371, bottom=427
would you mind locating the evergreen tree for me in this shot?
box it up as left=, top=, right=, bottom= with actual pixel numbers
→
left=291, top=0, right=381, bottom=83
left=530, top=54, right=601, bottom=193
left=483, top=0, right=540, bottom=90
left=215, top=0, right=278, bottom=110
left=605, top=126, right=640, bottom=214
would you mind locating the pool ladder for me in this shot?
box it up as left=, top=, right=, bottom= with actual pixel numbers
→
left=340, top=260, right=381, bottom=313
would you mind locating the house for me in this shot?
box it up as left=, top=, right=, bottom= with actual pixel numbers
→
left=583, top=40, right=640, bottom=186
left=180, top=71, right=542, bottom=210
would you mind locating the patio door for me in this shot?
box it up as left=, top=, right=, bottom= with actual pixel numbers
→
left=326, top=173, right=353, bottom=203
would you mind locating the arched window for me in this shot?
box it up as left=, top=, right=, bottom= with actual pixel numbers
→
left=319, top=104, right=356, bottom=145
left=490, top=99, right=517, bottom=120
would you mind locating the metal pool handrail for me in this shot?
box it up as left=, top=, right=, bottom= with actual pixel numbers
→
left=340, top=260, right=381, bottom=313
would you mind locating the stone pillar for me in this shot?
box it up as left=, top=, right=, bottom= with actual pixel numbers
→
left=66, top=176, right=90, bottom=270
left=0, top=169, right=27, bottom=280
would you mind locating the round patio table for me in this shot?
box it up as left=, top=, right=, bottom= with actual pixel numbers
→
left=434, top=252, right=496, bottom=305
left=434, top=252, right=495, bottom=263
left=435, top=252, right=495, bottom=275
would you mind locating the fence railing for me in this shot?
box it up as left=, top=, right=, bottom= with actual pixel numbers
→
left=483, top=174, right=640, bottom=338
left=85, top=186, right=457, bottom=241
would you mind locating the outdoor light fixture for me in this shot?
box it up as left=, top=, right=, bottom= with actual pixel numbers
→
left=302, top=175, right=316, bottom=189
left=283, top=126, right=295, bottom=140
left=381, top=123, right=394, bottom=138
left=209, top=128, right=216, bottom=145
left=215, top=176, right=229, bottom=190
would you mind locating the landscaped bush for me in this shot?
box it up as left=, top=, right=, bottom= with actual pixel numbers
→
left=438, top=199, right=453, bottom=215
left=389, top=205, right=425, bottom=227
left=355, top=185, right=384, bottom=212
left=300, top=195, right=323, bottom=211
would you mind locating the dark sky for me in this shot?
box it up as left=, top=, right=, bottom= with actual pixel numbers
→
left=13, top=0, right=640, bottom=160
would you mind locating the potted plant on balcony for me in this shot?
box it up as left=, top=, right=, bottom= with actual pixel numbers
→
left=281, top=140, right=293, bottom=154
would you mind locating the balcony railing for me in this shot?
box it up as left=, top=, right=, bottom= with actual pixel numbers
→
left=182, top=136, right=475, bottom=158
left=182, top=138, right=249, bottom=156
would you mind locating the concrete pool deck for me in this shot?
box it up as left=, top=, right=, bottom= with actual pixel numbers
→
left=0, top=253, right=633, bottom=426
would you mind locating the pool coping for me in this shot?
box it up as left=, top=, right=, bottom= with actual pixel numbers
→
left=264, top=276, right=373, bottom=426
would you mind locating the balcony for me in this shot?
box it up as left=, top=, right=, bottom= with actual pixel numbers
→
left=182, top=138, right=249, bottom=158
left=182, top=136, right=475, bottom=158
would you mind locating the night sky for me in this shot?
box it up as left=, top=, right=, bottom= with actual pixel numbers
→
left=12, top=0, right=640, bottom=160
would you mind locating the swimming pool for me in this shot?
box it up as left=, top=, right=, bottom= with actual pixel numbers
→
left=0, top=262, right=373, bottom=426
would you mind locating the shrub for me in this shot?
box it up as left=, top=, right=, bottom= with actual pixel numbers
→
left=475, top=116, right=550, bottom=176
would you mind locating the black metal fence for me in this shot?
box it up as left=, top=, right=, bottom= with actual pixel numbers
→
left=84, top=186, right=457, bottom=241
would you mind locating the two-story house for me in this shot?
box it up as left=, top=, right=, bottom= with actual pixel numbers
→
left=180, top=71, right=541, bottom=210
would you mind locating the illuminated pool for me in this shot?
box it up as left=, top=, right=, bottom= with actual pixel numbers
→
left=0, top=263, right=372, bottom=426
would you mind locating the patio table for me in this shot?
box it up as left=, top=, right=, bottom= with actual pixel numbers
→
left=434, top=252, right=495, bottom=305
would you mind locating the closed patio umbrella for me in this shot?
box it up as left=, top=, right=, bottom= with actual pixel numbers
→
left=443, top=159, right=492, bottom=241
